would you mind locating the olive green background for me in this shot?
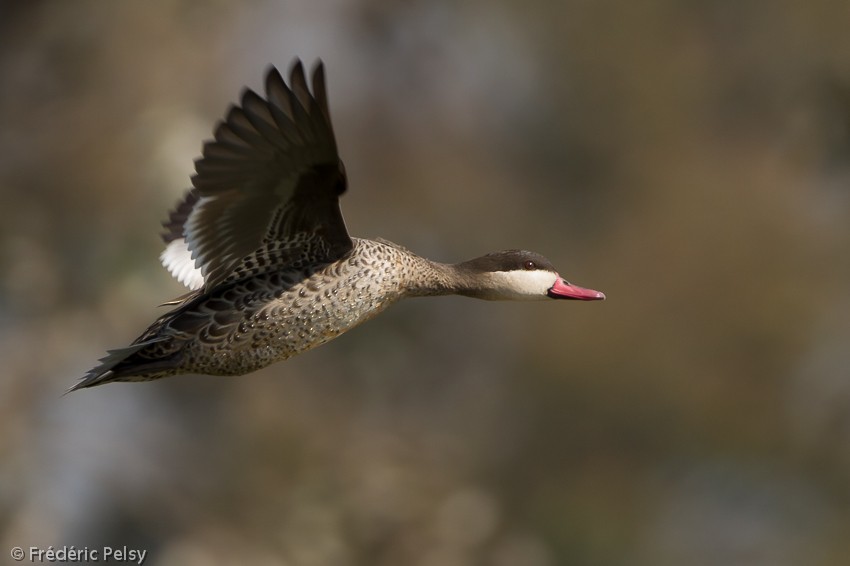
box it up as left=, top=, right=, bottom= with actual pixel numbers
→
left=2, top=1, right=849, bottom=565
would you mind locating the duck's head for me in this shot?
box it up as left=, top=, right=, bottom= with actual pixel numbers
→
left=456, top=250, right=605, bottom=301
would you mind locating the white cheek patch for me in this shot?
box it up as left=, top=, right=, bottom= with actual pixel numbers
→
left=488, top=270, right=559, bottom=300
left=160, top=238, right=205, bottom=290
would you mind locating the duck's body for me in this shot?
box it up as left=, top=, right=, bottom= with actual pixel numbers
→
left=91, top=239, right=435, bottom=382
left=73, top=60, right=603, bottom=392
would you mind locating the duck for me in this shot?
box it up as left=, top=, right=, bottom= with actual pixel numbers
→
left=71, top=59, right=604, bottom=392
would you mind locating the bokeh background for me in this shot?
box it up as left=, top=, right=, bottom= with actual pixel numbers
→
left=2, top=1, right=850, bottom=565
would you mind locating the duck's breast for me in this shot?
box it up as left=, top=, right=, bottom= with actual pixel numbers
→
left=255, top=239, right=408, bottom=356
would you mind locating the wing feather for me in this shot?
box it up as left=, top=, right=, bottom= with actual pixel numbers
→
left=159, top=59, right=351, bottom=289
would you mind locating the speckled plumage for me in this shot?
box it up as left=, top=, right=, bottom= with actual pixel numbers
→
left=103, top=239, right=448, bottom=382
left=73, top=59, right=603, bottom=392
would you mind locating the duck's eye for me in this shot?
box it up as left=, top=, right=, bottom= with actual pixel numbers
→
left=523, top=260, right=536, bottom=270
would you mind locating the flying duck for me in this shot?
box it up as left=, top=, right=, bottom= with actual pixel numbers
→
left=71, top=59, right=604, bottom=392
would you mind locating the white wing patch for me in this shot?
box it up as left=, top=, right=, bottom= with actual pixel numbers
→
left=160, top=238, right=205, bottom=290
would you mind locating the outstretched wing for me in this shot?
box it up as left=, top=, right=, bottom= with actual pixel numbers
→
left=160, top=59, right=351, bottom=290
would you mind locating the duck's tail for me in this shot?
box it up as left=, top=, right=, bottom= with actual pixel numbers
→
left=67, top=337, right=180, bottom=393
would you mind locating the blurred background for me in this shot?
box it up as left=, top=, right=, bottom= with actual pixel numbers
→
left=2, top=1, right=850, bottom=565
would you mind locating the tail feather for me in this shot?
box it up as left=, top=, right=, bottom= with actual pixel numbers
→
left=67, top=338, right=170, bottom=393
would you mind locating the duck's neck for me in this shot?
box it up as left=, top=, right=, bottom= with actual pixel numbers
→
left=402, top=257, right=485, bottom=298
left=361, top=238, right=486, bottom=298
